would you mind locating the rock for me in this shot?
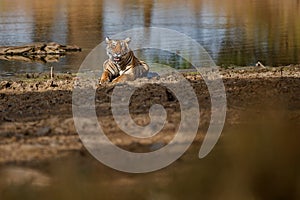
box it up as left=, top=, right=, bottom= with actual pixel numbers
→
left=36, top=127, right=51, bottom=136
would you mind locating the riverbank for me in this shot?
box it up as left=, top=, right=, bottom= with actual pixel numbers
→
left=0, top=65, right=299, bottom=164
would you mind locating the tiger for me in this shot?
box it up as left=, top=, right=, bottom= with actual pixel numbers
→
left=99, top=37, right=149, bottom=84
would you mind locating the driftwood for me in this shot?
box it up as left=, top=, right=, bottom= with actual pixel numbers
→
left=0, top=42, right=81, bottom=63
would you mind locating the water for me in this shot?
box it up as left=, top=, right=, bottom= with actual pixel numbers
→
left=0, top=0, right=299, bottom=74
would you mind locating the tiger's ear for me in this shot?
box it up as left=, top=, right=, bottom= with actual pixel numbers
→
left=105, top=37, right=111, bottom=44
left=124, top=37, right=131, bottom=44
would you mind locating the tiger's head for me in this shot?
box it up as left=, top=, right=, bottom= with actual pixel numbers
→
left=105, top=37, right=131, bottom=64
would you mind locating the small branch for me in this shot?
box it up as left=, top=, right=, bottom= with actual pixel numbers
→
left=50, top=66, right=53, bottom=79
left=256, top=61, right=266, bottom=68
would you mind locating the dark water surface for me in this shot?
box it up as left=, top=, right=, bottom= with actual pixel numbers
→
left=0, top=0, right=299, bottom=74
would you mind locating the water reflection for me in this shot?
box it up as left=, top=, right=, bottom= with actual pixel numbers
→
left=0, top=0, right=299, bottom=74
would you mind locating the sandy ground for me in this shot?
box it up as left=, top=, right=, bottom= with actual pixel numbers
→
left=0, top=65, right=299, bottom=164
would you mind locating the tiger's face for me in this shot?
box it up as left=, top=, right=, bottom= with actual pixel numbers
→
left=105, top=37, right=131, bottom=64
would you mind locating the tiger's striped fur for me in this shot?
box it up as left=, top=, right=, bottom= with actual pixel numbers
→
left=99, top=37, right=149, bottom=84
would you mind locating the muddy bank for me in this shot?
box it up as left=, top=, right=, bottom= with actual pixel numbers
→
left=0, top=65, right=299, bottom=164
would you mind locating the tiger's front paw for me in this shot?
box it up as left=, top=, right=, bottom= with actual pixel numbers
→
left=112, top=74, right=134, bottom=83
left=99, top=78, right=110, bottom=85
left=111, top=78, right=121, bottom=84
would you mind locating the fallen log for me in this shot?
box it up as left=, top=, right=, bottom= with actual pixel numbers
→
left=0, top=42, right=81, bottom=63
left=0, top=42, right=81, bottom=56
